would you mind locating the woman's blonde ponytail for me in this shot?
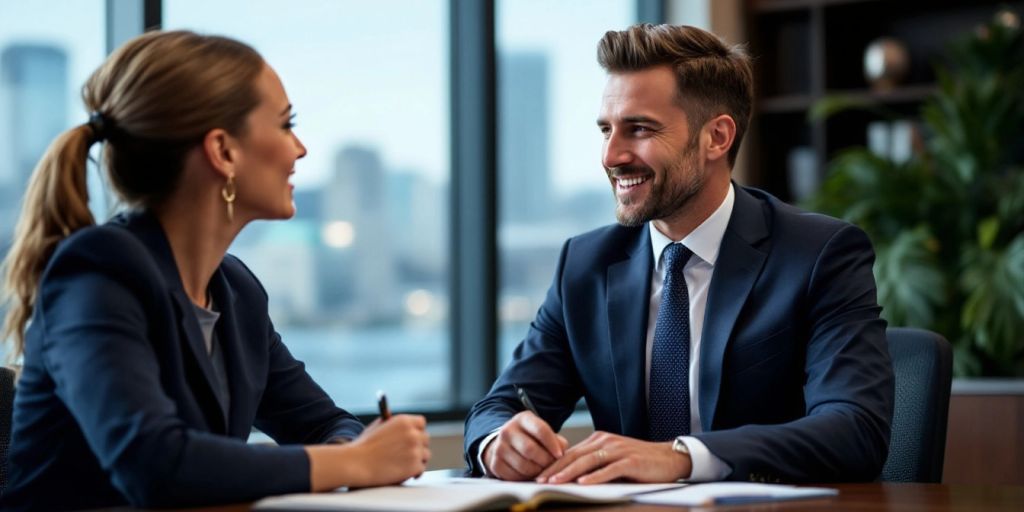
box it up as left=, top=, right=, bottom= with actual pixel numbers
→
left=1, top=124, right=96, bottom=361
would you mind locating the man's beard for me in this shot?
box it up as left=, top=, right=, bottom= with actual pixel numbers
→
left=611, top=143, right=706, bottom=227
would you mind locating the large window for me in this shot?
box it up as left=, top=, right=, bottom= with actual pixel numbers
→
left=1, top=0, right=655, bottom=415
left=165, top=0, right=451, bottom=413
left=496, top=0, right=636, bottom=366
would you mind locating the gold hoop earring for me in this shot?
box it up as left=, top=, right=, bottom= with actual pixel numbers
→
left=221, top=175, right=236, bottom=222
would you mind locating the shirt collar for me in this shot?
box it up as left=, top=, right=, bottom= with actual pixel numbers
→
left=650, top=182, right=736, bottom=270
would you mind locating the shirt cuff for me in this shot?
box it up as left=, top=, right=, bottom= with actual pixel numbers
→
left=476, top=430, right=501, bottom=477
left=680, top=436, right=731, bottom=482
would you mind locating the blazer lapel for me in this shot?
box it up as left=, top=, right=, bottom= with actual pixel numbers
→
left=606, top=225, right=654, bottom=439
left=171, top=291, right=229, bottom=432
left=209, top=267, right=256, bottom=438
left=699, top=186, right=769, bottom=431
left=118, top=210, right=228, bottom=432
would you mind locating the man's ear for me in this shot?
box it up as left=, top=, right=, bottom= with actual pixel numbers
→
left=201, top=128, right=239, bottom=179
left=703, top=114, right=737, bottom=163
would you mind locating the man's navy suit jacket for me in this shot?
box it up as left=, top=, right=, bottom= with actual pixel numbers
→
left=3, top=211, right=363, bottom=510
left=465, top=185, right=894, bottom=483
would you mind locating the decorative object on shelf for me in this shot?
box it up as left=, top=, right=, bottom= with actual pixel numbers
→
left=866, top=120, right=918, bottom=165
left=996, top=8, right=1020, bottom=30
left=786, top=146, right=818, bottom=201
left=863, top=37, right=910, bottom=91
left=808, top=11, right=1024, bottom=377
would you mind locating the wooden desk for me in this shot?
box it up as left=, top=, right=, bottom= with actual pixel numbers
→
left=161, top=483, right=1024, bottom=511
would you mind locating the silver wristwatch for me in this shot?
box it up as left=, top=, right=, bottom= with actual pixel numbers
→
left=672, top=436, right=691, bottom=456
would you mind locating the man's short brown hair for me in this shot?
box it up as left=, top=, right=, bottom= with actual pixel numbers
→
left=598, top=24, right=753, bottom=167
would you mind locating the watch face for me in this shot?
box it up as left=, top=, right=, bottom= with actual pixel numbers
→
left=672, top=437, right=690, bottom=454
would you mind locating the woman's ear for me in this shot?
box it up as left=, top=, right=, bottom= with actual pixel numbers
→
left=703, top=114, right=737, bottom=164
left=201, top=128, right=239, bottom=178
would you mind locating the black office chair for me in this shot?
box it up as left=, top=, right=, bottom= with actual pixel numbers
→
left=0, top=365, right=14, bottom=492
left=880, top=327, right=953, bottom=483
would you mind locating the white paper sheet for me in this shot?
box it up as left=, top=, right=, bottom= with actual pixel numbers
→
left=633, top=482, right=838, bottom=506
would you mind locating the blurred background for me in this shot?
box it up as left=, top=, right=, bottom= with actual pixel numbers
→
left=0, top=0, right=1021, bottom=482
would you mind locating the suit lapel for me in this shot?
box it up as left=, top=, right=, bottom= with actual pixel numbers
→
left=606, top=225, right=653, bottom=439
left=699, top=186, right=769, bottom=431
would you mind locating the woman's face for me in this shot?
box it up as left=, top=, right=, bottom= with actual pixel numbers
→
left=231, top=64, right=307, bottom=222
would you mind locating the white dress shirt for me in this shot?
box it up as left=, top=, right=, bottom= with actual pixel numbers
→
left=478, top=184, right=735, bottom=481
left=645, top=183, right=734, bottom=481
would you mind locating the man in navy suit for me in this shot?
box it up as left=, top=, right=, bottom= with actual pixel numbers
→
left=463, top=24, right=893, bottom=484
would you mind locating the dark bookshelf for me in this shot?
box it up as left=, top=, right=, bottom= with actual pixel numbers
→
left=744, top=0, right=1024, bottom=202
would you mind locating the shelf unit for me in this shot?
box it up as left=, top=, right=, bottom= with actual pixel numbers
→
left=744, top=0, right=1024, bottom=202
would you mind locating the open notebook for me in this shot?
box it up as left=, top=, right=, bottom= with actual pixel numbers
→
left=254, top=481, right=681, bottom=512
left=254, top=479, right=838, bottom=511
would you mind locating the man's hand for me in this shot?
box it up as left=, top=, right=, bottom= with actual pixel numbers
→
left=536, top=431, right=691, bottom=484
left=483, top=411, right=570, bottom=481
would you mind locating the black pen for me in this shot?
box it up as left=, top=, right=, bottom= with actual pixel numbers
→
left=515, top=384, right=540, bottom=416
left=516, top=385, right=564, bottom=461
left=377, top=390, right=392, bottom=420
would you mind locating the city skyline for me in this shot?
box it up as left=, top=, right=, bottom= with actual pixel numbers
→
left=1, top=0, right=630, bottom=195
left=0, top=0, right=638, bottom=410
left=0, top=21, right=621, bottom=336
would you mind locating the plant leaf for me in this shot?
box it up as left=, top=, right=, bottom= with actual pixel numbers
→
left=960, top=233, right=1024, bottom=372
left=977, top=216, right=1000, bottom=250
left=874, top=228, right=947, bottom=328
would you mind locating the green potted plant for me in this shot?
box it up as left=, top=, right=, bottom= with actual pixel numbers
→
left=807, top=11, right=1024, bottom=377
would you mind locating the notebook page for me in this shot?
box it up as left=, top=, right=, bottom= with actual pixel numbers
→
left=633, top=482, right=838, bottom=506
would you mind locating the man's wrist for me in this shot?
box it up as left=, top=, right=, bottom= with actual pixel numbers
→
left=678, top=436, right=732, bottom=481
left=476, top=430, right=501, bottom=476
left=670, top=436, right=693, bottom=480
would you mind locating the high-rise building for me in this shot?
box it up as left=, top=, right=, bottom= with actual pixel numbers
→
left=386, top=170, right=446, bottom=282
left=320, top=145, right=400, bottom=322
left=499, top=52, right=550, bottom=225
left=230, top=221, right=319, bottom=323
left=0, top=44, right=68, bottom=247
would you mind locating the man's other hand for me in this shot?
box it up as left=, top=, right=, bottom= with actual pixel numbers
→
left=536, top=431, right=691, bottom=484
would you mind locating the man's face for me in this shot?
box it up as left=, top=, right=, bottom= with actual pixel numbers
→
left=598, top=65, right=708, bottom=227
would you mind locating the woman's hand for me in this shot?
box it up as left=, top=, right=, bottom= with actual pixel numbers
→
left=307, top=414, right=430, bottom=491
left=349, top=415, right=431, bottom=486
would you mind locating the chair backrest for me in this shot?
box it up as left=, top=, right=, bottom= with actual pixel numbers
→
left=0, top=365, right=14, bottom=492
left=881, top=327, right=953, bottom=483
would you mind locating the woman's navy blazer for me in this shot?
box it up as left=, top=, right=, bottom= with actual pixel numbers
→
left=3, top=211, right=363, bottom=510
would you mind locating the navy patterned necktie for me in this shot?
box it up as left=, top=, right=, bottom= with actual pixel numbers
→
left=648, top=242, right=693, bottom=441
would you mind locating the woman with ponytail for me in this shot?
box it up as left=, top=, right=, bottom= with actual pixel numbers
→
left=0, top=31, right=429, bottom=510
